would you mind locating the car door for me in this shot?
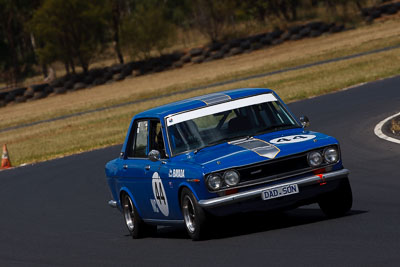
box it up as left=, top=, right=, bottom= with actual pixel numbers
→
left=146, top=119, right=173, bottom=220
left=117, top=119, right=158, bottom=219
left=118, top=119, right=171, bottom=220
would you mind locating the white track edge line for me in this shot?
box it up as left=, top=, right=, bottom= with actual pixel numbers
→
left=374, top=112, right=400, bottom=144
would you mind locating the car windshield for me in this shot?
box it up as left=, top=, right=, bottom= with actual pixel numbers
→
left=166, top=94, right=300, bottom=155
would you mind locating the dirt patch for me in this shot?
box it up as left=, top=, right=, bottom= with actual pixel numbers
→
left=391, top=116, right=400, bottom=135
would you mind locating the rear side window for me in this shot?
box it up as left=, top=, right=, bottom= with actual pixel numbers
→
left=126, top=120, right=148, bottom=158
left=134, top=121, right=148, bottom=158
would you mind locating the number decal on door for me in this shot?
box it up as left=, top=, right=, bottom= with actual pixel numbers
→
left=151, top=172, right=169, bottom=216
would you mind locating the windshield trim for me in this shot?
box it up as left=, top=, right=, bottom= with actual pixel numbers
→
left=166, top=93, right=277, bottom=126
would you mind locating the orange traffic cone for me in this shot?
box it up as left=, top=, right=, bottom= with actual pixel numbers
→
left=1, top=144, right=12, bottom=169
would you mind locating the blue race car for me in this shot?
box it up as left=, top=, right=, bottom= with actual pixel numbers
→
left=105, top=88, right=352, bottom=240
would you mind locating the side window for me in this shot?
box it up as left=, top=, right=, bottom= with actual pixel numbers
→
left=149, top=120, right=166, bottom=158
left=131, top=120, right=148, bottom=158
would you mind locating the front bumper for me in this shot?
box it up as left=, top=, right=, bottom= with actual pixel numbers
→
left=198, top=168, right=349, bottom=208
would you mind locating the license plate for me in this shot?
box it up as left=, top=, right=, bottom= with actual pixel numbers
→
left=261, top=184, right=299, bottom=200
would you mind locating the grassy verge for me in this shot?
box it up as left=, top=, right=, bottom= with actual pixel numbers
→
left=1, top=19, right=400, bottom=166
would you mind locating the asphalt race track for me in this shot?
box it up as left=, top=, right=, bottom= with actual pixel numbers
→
left=1, top=76, right=400, bottom=266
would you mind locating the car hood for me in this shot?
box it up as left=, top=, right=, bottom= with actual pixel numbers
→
left=187, top=128, right=338, bottom=174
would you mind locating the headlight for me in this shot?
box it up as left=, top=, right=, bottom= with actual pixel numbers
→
left=207, top=174, right=222, bottom=190
left=324, top=147, right=339, bottom=163
left=308, top=151, right=323, bottom=167
left=223, top=170, right=240, bottom=186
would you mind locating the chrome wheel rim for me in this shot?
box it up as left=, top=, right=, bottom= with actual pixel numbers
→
left=182, top=195, right=196, bottom=233
left=123, top=195, right=135, bottom=232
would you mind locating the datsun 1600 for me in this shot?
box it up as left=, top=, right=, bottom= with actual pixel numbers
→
left=105, top=88, right=352, bottom=240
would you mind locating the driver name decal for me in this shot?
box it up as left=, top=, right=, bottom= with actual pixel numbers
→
left=270, top=134, right=316, bottom=144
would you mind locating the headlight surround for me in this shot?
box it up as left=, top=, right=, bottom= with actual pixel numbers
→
left=207, top=174, right=222, bottom=190
left=324, top=147, right=339, bottom=163
left=308, top=151, right=323, bottom=167
left=223, top=170, right=240, bottom=186
left=206, top=170, right=240, bottom=191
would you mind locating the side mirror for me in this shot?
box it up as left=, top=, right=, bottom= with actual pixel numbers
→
left=299, top=116, right=310, bottom=128
left=148, top=150, right=161, bottom=162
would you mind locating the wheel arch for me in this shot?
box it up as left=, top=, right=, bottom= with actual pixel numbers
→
left=177, top=183, right=200, bottom=207
left=119, top=187, right=144, bottom=218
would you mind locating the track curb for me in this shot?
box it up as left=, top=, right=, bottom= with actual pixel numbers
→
left=374, top=112, right=400, bottom=144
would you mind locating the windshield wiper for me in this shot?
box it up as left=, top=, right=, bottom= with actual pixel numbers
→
left=193, top=135, right=251, bottom=154
left=255, top=124, right=299, bottom=135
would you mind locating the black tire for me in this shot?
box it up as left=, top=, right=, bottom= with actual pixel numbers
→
left=290, top=34, right=302, bottom=41
left=299, top=27, right=311, bottom=37
left=207, top=42, right=222, bottom=52
left=260, top=36, right=272, bottom=45
left=15, top=95, right=27, bottom=103
left=211, top=51, right=224, bottom=60
left=229, top=47, right=243, bottom=56
left=289, top=25, right=303, bottom=35
left=92, top=77, right=106, bottom=86
left=32, top=91, right=46, bottom=100
left=64, top=80, right=74, bottom=90
left=271, top=39, right=283, bottom=46
left=240, top=40, right=251, bottom=50
left=281, top=32, right=291, bottom=41
left=173, top=61, right=184, bottom=68
left=386, top=6, right=398, bottom=15
left=180, top=188, right=208, bottom=241
left=270, top=28, right=283, bottom=38
left=189, top=48, right=203, bottom=57
left=83, top=75, right=95, bottom=85
left=251, top=42, right=263, bottom=50
left=370, top=10, right=381, bottom=19
left=73, top=82, right=86, bottom=91
left=181, top=55, right=191, bottom=63
left=24, top=88, right=34, bottom=98
left=121, top=193, right=146, bottom=239
left=310, top=30, right=322, bottom=38
left=318, top=178, right=353, bottom=218
left=54, top=87, right=67, bottom=94
left=192, top=56, right=204, bottom=64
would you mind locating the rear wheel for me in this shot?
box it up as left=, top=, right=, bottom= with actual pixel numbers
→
left=181, top=188, right=208, bottom=241
left=122, top=194, right=147, bottom=238
left=318, top=178, right=353, bottom=217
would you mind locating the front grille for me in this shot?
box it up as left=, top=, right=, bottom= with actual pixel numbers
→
left=204, top=145, right=339, bottom=192
left=237, top=153, right=310, bottom=184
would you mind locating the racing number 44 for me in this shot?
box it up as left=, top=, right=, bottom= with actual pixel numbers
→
left=154, top=181, right=166, bottom=205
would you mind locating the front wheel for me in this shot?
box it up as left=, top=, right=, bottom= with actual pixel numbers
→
left=181, top=188, right=208, bottom=241
left=318, top=178, right=353, bottom=218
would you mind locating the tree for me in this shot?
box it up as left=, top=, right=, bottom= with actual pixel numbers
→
left=121, top=0, right=176, bottom=59
left=191, top=0, right=237, bottom=42
left=30, top=0, right=110, bottom=74
left=322, top=0, right=367, bottom=22
left=108, top=0, right=133, bottom=64
left=0, top=0, right=40, bottom=85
